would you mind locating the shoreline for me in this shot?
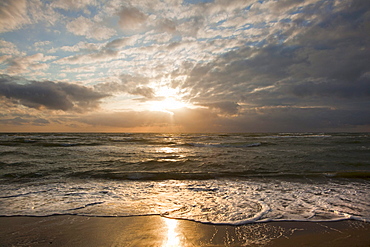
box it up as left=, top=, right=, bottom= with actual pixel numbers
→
left=1, top=215, right=369, bottom=246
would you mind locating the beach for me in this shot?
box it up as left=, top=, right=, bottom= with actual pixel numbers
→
left=0, top=216, right=369, bottom=246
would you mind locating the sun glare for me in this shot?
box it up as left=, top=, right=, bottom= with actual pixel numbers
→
left=163, top=217, right=181, bottom=247
left=150, top=97, right=188, bottom=113
left=149, top=84, right=190, bottom=113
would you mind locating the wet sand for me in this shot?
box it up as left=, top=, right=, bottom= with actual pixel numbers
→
left=0, top=215, right=369, bottom=246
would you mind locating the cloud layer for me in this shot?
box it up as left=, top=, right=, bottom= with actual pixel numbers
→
left=0, top=0, right=369, bottom=132
left=0, top=74, right=108, bottom=111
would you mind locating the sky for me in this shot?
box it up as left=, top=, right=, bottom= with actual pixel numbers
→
left=0, top=0, right=369, bottom=132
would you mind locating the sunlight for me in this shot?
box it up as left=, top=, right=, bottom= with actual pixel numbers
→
left=156, top=146, right=178, bottom=154
left=146, top=77, right=195, bottom=114
left=163, top=217, right=181, bottom=247
left=150, top=97, right=188, bottom=113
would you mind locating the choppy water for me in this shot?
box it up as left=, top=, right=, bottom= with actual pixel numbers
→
left=0, top=133, right=369, bottom=225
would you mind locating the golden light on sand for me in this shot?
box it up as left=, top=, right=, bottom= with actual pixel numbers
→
left=163, top=217, right=181, bottom=247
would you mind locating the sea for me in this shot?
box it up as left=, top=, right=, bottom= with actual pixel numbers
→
left=0, top=132, right=369, bottom=225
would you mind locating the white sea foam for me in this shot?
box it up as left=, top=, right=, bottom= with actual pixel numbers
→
left=1, top=179, right=369, bottom=225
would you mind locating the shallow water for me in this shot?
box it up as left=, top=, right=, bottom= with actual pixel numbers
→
left=0, top=133, right=369, bottom=224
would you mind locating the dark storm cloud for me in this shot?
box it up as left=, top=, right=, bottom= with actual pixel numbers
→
left=0, top=74, right=109, bottom=111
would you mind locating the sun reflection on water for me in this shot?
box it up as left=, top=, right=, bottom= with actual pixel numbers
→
left=163, top=217, right=181, bottom=247
left=158, top=146, right=179, bottom=154
left=155, top=146, right=187, bottom=162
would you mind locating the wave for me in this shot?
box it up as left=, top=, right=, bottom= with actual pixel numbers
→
left=1, top=172, right=47, bottom=180
left=66, top=171, right=222, bottom=180
left=108, top=136, right=178, bottom=146
left=2, top=160, right=369, bottom=181
left=261, top=134, right=332, bottom=139
left=181, top=142, right=262, bottom=148
left=0, top=140, right=102, bottom=147
left=325, top=171, right=370, bottom=179
left=1, top=179, right=368, bottom=225
left=63, top=170, right=370, bottom=181
left=0, top=150, right=28, bottom=156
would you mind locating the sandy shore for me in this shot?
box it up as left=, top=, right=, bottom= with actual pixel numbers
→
left=0, top=215, right=369, bottom=246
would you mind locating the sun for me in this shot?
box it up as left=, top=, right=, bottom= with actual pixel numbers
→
left=148, top=83, right=191, bottom=113
left=150, top=97, right=188, bottom=113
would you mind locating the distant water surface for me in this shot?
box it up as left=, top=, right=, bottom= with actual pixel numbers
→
left=0, top=133, right=369, bottom=225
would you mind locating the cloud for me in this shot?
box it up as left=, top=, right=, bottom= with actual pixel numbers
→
left=68, top=103, right=370, bottom=132
left=80, top=110, right=172, bottom=128
left=32, top=118, right=50, bottom=126
left=0, top=55, right=10, bottom=64
left=0, top=0, right=58, bottom=33
left=129, top=86, right=155, bottom=99
left=118, top=7, right=148, bottom=31
left=0, top=116, right=51, bottom=126
left=60, top=41, right=102, bottom=52
left=0, top=40, right=24, bottom=56
left=105, top=37, right=137, bottom=49
left=33, top=41, right=52, bottom=52
left=0, top=0, right=29, bottom=33
left=56, top=48, right=118, bottom=64
left=290, top=79, right=370, bottom=100
left=157, top=18, right=176, bottom=33
left=0, top=74, right=109, bottom=111
left=180, top=6, right=370, bottom=108
left=1, top=0, right=369, bottom=132
left=92, top=74, right=155, bottom=105
left=201, top=101, right=240, bottom=115
left=156, top=0, right=370, bottom=131
left=229, top=106, right=370, bottom=132
left=2, top=53, right=56, bottom=74
left=170, top=107, right=222, bottom=132
left=61, top=66, right=96, bottom=73
left=51, top=0, right=96, bottom=10
left=77, top=107, right=226, bottom=132
left=55, top=37, right=138, bottom=66
left=0, top=116, right=28, bottom=126
left=66, top=16, right=116, bottom=40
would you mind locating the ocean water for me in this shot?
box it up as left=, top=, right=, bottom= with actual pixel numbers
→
left=0, top=132, right=369, bottom=225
